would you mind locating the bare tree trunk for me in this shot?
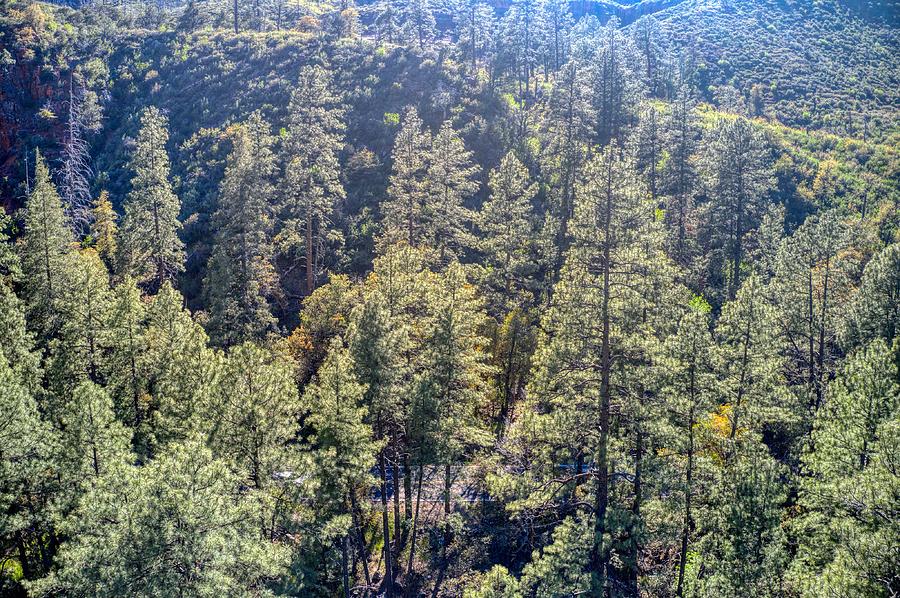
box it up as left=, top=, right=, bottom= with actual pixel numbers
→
left=676, top=388, right=696, bottom=596
left=341, top=535, right=351, bottom=598
left=350, top=492, right=372, bottom=592
left=379, top=451, right=394, bottom=598
left=406, top=463, right=424, bottom=596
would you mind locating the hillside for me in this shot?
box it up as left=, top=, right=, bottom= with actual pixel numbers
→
left=642, top=0, right=899, bottom=137
left=1, top=0, right=899, bottom=597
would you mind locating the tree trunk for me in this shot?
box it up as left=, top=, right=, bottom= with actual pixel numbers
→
left=392, top=435, right=402, bottom=557
left=306, top=213, right=315, bottom=295
left=406, top=463, right=425, bottom=596
left=590, top=153, right=614, bottom=597
left=403, top=453, right=413, bottom=523
left=379, top=451, right=394, bottom=598
left=341, top=535, right=351, bottom=598
left=676, top=394, right=696, bottom=596
left=350, top=491, right=372, bottom=592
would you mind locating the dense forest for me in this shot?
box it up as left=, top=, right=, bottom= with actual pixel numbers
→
left=0, top=0, right=898, bottom=596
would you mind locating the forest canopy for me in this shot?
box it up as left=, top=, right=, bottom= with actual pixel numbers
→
left=0, top=0, right=898, bottom=596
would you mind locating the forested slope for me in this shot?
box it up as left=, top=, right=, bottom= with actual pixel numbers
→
left=0, top=0, right=898, bottom=596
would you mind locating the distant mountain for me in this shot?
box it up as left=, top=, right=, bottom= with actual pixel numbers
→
left=635, top=0, right=899, bottom=137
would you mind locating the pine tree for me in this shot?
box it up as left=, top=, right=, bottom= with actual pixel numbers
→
left=840, top=242, right=899, bottom=350
left=103, top=276, right=148, bottom=429
left=477, top=151, right=538, bottom=312
left=659, top=299, right=716, bottom=598
left=773, top=210, right=855, bottom=416
left=701, top=438, right=788, bottom=598
left=0, top=352, right=58, bottom=585
left=631, top=16, right=663, bottom=96
left=537, top=0, right=573, bottom=73
left=47, top=249, right=112, bottom=404
left=661, top=88, right=699, bottom=266
left=538, top=59, right=594, bottom=269
left=455, top=0, right=497, bottom=74
left=699, top=116, right=774, bottom=300
left=142, top=282, right=218, bottom=453
left=0, top=221, right=41, bottom=391
left=790, top=338, right=899, bottom=597
left=400, top=0, right=436, bottom=52
left=35, top=436, right=288, bottom=597
left=58, top=381, right=132, bottom=485
left=588, top=21, right=645, bottom=147
left=119, top=107, right=184, bottom=290
left=519, top=144, right=671, bottom=594
left=304, top=337, right=379, bottom=594
left=20, top=149, right=74, bottom=338
left=714, top=273, right=791, bottom=441
left=424, top=120, right=480, bottom=262
left=280, top=65, right=346, bottom=297
left=348, top=289, right=408, bottom=591
left=89, top=191, right=118, bottom=268
left=382, top=107, right=432, bottom=248
left=204, top=113, right=278, bottom=345
left=414, top=260, right=493, bottom=588
left=501, top=0, right=540, bottom=99
left=519, top=516, right=592, bottom=595
left=201, top=343, right=301, bottom=538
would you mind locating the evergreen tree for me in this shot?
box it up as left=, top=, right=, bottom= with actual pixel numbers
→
left=304, top=337, right=379, bottom=594
left=477, top=151, right=538, bottom=312
left=20, top=149, right=74, bottom=338
left=518, top=144, right=672, bottom=594
left=714, top=273, right=791, bottom=441
left=142, top=282, right=219, bottom=453
left=204, top=113, right=279, bottom=345
left=414, top=261, right=493, bottom=587
left=790, top=339, right=899, bottom=597
left=699, top=116, right=774, bottom=300
left=0, top=225, right=41, bottom=391
left=119, top=107, right=185, bottom=290
left=35, top=437, right=288, bottom=597
left=840, top=242, right=900, bottom=350
left=400, top=0, right=435, bottom=52
left=424, top=120, right=481, bottom=261
left=538, top=58, right=594, bottom=269
left=659, top=299, right=716, bottom=598
left=58, top=381, right=132, bottom=486
left=700, top=439, right=788, bottom=598
left=0, top=352, right=58, bottom=587
left=537, top=0, right=573, bottom=74
left=207, top=342, right=300, bottom=504
left=773, top=210, right=855, bottom=416
left=661, top=88, right=699, bottom=266
left=89, top=191, right=118, bottom=268
left=382, top=107, right=432, bottom=249
left=587, top=21, right=645, bottom=147
left=348, top=291, right=405, bottom=544
left=456, top=0, right=497, bottom=74
left=47, top=249, right=112, bottom=402
left=280, top=65, right=346, bottom=296
left=633, top=104, right=662, bottom=202
left=103, top=276, right=148, bottom=430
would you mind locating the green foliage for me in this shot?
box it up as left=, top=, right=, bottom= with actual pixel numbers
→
left=0, top=1, right=898, bottom=595
left=118, top=107, right=185, bottom=289
left=33, top=436, right=288, bottom=597
left=204, top=113, right=279, bottom=345
left=788, top=339, right=899, bottom=597
left=19, top=150, right=74, bottom=338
